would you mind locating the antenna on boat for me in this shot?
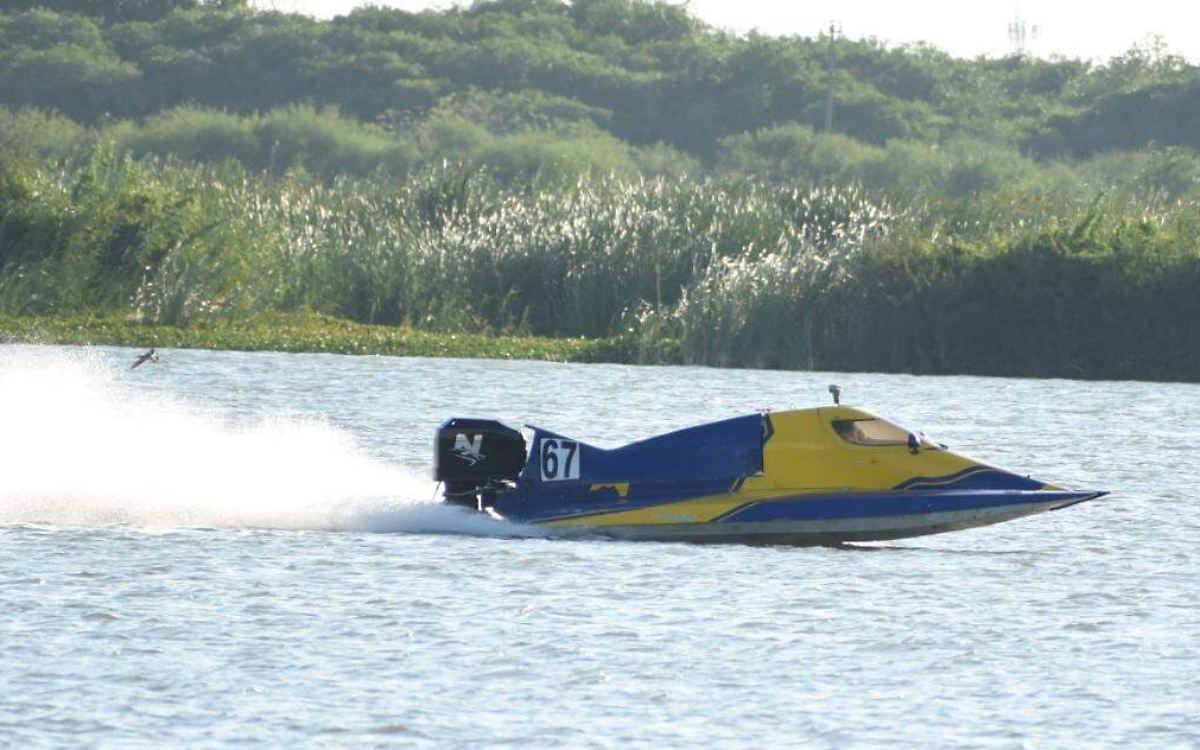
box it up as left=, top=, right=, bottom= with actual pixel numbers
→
left=828, top=384, right=841, bottom=405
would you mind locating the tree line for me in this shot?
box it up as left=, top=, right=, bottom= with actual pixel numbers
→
left=2, top=0, right=1200, bottom=174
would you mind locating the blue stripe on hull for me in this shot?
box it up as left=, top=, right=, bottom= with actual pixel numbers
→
left=496, top=477, right=737, bottom=523
left=550, top=494, right=1104, bottom=545
left=718, top=490, right=1097, bottom=524
left=892, top=467, right=1043, bottom=491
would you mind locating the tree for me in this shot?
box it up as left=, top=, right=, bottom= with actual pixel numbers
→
left=0, top=1, right=208, bottom=24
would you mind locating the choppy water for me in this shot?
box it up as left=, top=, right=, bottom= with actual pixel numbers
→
left=0, top=344, right=1196, bottom=747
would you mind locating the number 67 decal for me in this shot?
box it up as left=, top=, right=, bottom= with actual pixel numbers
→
left=540, top=438, right=580, bottom=481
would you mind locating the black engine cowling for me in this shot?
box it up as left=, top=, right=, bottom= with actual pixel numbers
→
left=434, top=418, right=526, bottom=510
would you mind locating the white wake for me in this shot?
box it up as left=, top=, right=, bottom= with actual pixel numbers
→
left=0, top=345, right=531, bottom=536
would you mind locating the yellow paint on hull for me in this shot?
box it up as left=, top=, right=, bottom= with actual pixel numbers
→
left=747, top=407, right=991, bottom=493
left=545, top=406, right=1031, bottom=530
left=544, top=494, right=747, bottom=528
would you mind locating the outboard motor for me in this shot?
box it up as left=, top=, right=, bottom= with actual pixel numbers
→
left=434, top=418, right=527, bottom=511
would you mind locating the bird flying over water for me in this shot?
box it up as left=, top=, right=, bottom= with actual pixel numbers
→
left=131, top=349, right=160, bottom=370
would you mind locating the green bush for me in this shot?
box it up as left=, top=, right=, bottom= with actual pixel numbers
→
left=117, top=104, right=417, bottom=178
left=0, top=106, right=92, bottom=165
left=119, top=105, right=258, bottom=164
left=717, top=123, right=880, bottom=185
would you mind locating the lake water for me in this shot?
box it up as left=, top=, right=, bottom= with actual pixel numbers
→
left=1, top=344, right=1196, bottom=747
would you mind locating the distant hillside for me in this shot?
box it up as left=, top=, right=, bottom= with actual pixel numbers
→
left=2, top=0, right=1198, bottom=168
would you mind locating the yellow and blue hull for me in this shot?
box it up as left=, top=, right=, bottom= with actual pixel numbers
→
left=449, top=406, right=1104, bottom=545
left=535, top=488, right=1103, bottom=544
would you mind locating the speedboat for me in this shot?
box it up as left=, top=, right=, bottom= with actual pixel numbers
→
left=433, top=402, right=1105, bottom=545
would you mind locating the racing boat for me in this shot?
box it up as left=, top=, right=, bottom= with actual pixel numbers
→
left=433, top=402, right=1105, bottom=545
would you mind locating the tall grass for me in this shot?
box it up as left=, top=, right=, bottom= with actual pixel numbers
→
left=1, top=147, right=1197, bottom=380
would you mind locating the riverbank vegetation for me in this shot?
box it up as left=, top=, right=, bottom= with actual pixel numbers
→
left=1, top=0, right=1198, bottom=380
left=2, top=152, right=1196, bottom=379
left=0, top=312, right=624, bottom=361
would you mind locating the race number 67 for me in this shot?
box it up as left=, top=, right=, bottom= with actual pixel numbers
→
left=540, top=438, right=580, bottom=481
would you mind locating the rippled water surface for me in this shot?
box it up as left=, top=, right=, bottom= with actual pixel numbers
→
left=1, top=344, right=1196, bottom=747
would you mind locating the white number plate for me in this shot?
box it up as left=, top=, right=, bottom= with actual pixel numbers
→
left=539, top=438, right=580, bottom=481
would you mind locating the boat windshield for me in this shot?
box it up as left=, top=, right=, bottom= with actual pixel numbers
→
left=832, top=418, right=941, bottom=448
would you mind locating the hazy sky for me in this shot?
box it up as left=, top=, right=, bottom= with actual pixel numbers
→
left=257, top=0, right=1200, bottom=63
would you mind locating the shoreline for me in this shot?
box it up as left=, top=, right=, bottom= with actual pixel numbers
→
left=2, top=314, right=1193, bottom=384
left=0, top=314, right=637, bottom=364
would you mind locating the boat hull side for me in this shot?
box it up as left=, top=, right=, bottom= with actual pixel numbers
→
left=537, top=492, right=1104, bottom=545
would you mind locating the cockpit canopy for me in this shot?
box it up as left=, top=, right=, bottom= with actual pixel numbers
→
left=832, top=417, right=941, bottom=449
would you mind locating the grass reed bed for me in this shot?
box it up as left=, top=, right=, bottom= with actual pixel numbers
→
left=1, top=148, right=1198, bottom=380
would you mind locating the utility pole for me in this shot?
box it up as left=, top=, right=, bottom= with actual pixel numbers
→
left=824, top=22, right=840, bottom=133
left=1008, top=15, right=1040, bottom=58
